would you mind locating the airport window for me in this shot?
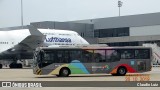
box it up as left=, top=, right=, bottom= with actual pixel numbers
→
left=94, top=50, right=106, bottom=62
left=80, top=32, right=85, bottom=37
left=94, top=30, right=99, bottom=37
left=94, top=27, right=129, bottom=38
left=106, top=50, right=120, bottom=62
left=106, top=42, right=139, bottom=46
left=80, top=33, right=82, bottom=37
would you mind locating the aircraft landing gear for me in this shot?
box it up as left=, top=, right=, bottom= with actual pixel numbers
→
left=0, top=64, right=2, bottom=69
left=9, top=56, right=23, bottom=68
left=9, top=62, right=22, bottom=68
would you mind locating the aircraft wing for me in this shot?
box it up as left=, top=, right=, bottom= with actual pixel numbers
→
left=0, top=25, right=45, bottom=59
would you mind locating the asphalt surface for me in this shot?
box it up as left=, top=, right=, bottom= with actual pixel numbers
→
left=0, top=67, right=159, bottom=90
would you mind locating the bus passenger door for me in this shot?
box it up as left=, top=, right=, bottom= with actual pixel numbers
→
left=137, top=61, right=146, bottom=71
left=92, top=50, right=108, bottom=74
left=92, top=49, right=121, bottom=74
left=135, top=49, right=150, bottom=72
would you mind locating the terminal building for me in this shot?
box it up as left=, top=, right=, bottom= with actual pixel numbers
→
left=1, top=12, right=160, bottom=46
left=71, top=12, right=160, bottom=46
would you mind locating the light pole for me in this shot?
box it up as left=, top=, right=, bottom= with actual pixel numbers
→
left=118, top=0, right=123, bottom=16
left=21, top=0, right=24, bottom=28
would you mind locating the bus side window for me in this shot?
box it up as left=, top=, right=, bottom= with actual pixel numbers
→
left=57, top=51, right=66, bottom=63
left=70, top=50, right=82, bottom=62
left=94, top=50, right=106, bottom=62
left=135, top=49, right=150, bottom=59
left=106, top=50, right=120, bottom=62
left=82, top=50, right=93, bottom=63
left=63, top=51, right=69, bottom=63
left=57, top=51, right=64, bottom=63
left=120, top=49, right=134, bottom=59
left=56, top=50, right=69, bottom=63
left=43, top=51, right=55, bottom=63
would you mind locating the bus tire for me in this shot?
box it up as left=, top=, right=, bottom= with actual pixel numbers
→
left=56, top=75, right=60, bottom=77
left=111, top=74, right=118, bottom=76
left=59, top=67, right=70, bottom=77
left=117, top=66, right=127, bottom=76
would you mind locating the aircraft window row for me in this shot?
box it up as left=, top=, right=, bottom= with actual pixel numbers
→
left=59, top=34, right=71, bottom=36
left=51, top=43, right=75, bottom=45
left=0, top=42, right=9, bottom=44
left=42, top=33, right=55, bottom=35
left=42, top=33, right=71, bottom=36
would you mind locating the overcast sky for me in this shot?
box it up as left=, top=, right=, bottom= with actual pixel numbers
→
left=0, top=0, right=160, bottom=28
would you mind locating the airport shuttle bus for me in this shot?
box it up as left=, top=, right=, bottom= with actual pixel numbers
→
left=33, top=45, right=152, bottom=77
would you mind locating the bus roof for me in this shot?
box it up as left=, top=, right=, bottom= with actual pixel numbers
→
left=36, top=45, right=151, bottom=50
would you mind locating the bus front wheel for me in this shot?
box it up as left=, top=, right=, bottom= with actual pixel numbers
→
left=117, top=67, right=127, bottom=76
left=58, top=68, right=70, bottom=77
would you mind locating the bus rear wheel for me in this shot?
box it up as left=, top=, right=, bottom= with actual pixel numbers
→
left=58, top=68, right=70, bottom=77
left=117, top=67, right=127, bottom=76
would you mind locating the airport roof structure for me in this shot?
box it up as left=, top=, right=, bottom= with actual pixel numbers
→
left=71, top=12, right=160, bottom=29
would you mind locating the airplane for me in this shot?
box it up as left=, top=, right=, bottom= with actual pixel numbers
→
left=0, top=25, right=89, bottom=68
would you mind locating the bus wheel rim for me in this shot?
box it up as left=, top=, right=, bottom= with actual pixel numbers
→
left=63, top=69, right=68, bottom=75
left=119, top=68, right=125, bottom=74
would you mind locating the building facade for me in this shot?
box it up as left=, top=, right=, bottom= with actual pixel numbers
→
left=72, top=12, right=160, bottom=46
